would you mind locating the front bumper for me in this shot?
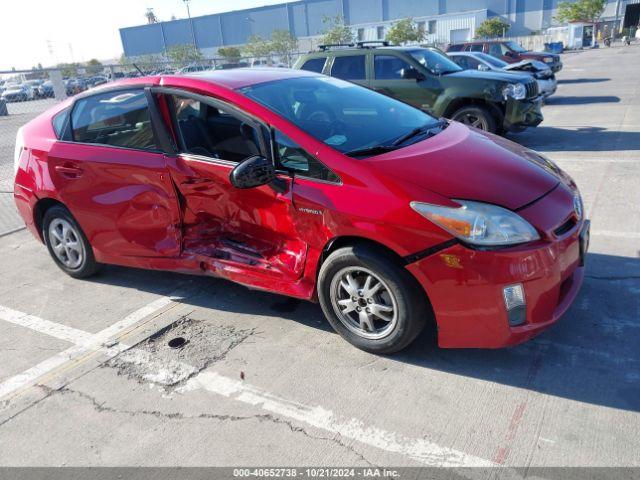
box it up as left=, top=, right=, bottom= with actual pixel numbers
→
left=537, top=78, right=557, bottom=97
left=550, top=62, right=563, bottom=73
left=503, top=96, right=544, bottom=130
left=406, top=187, right=587, bottom=349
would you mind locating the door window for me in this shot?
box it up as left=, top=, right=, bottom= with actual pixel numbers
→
left=274, top=130, right=339, bottom=183
left=169, top=94, right=262, bottom=162
left=71, top=89, right=156, bottom=150
left=300, top=58, right=326, bottom=73
left=488, top=43, right=508, bottom=57
left=331, top=55, right=366, bottom=80
left=465, top=57, right=481, bottom=69
left=469, top=44, right=484, bottom=52
left=374, top=55, right=414, bottom=79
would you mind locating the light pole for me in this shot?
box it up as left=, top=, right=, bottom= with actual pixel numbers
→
left=183, top=0, right=197, bottom=51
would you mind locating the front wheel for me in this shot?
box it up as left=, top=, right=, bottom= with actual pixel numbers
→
left=450, top=105, right=497, bottom=133
left=318, top=245, right=429, bottom=354
left=43, top=205, right=101, bottom=279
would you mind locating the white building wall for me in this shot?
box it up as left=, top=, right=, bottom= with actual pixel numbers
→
left=350, top=10, right=487, bottom=45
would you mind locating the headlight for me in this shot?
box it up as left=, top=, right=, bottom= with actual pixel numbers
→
left=502, top=83, right=527, bottom=100
left=14, top=127, right=24, bottom=173
left=410, top=200, right=540, bottom=247
left=544, top=57, right=553, bottom=63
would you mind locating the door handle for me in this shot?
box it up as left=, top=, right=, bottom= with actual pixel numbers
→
left=55, top=164, right=83, bottom=178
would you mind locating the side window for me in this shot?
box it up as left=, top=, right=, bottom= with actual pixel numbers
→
left=274, top=130, right=339, bottom=183
left=374, top=55, right=413, bottom=79
left=447, top=44, right=463, bottom=52
left=52, top=108, right=72, bottom=141
left=488, top=43, right=503, bottom=57
left=170, top=94, right=261, bottom=162
left=331, top=55, right=366, bottom=80
left=470, top=44, right=484, bottom=52
left=451, top=56, right=467, bottom=69
left=466, top=57, right=481, bottom=69
left=300, top=58, right=326, bottom=73
left=71, top=89, right=156, bottom=150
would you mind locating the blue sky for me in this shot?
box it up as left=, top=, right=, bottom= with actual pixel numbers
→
left=1, top=0, right=286, bottom=70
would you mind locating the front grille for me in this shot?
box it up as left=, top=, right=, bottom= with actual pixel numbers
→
left=526, top=81, right=539, bottom=99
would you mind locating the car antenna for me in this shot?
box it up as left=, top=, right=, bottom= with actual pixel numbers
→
left=132, top=63, right=144, bottom=75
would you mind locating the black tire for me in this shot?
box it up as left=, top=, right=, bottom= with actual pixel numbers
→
left=318, top=244, right=429, bottom=354
left=450, top=105, right=497, bottom=133
left=42, top=205, right=101, bottom=279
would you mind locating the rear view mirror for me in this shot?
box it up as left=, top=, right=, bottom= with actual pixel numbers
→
left=401, top=68, right=424, bottom=81
left=230, top=155, right=276, bottom=189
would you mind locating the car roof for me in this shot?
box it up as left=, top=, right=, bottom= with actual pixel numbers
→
left=164, top=67, right=320, bottom=89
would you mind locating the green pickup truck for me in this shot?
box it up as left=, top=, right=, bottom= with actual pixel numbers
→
left=293, top=43, right=543, bottom=134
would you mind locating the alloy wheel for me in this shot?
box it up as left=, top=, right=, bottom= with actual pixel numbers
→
left=456, top=112, right=489, bottom=130
left=48, top=218, right=84, bottom=269
left=329, top=267, right=398, bottom=340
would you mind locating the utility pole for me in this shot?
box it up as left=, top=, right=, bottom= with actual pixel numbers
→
left=183, top=0, right=197, bottom=49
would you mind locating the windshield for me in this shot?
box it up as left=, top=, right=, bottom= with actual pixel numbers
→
left=476, top=53, right=508, bottom=68
left=408, top=49, right=462, bottom=75
left=506, top=41, right=527, bottom=53
left=240, top=76, right=442, bottom=157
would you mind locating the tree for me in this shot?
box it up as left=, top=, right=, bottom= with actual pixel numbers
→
left=385, top=17, right=426, bottom=45
left=475, top=17, right=511, bottom=38
left=218, top=47, right=242, bottom=63
left=166, top=44, right=203, bottom=66
left=57, top=62, right=81, bottom=77
left=270, top=30, right=299, bottom=65
left=320, top=15, right=355, bottom=45
left=243, top=34, right=273, bottom=59
left=555, top=0, right=606, bottom=23
left=86, top=59, right=103, bottom=75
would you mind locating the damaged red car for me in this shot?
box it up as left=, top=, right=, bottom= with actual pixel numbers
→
left=13, top=69, right=589, bottom=353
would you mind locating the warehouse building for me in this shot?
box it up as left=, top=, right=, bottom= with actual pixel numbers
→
left=119, top=0, right=640, bottom=58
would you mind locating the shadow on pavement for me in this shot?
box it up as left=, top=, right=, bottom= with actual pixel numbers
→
left=557, top=78, right=610, bottom=84
left=508, top=126, right=640, bottom=152
left=87, top=251, right=640, bottom=413
left=545, top=95, right=620, bottom=105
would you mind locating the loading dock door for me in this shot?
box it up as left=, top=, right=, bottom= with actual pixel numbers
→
left=450, top=28, right=471, bottom=43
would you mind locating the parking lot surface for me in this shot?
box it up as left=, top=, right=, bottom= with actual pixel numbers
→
left=0, top=46, right=638, bottom=469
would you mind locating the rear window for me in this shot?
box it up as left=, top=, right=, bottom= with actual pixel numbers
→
left=469, top=44, right=484, bottom=52
left=447, top=44, right=464, bottom=52
left=52, top=108, right=72, bottom=141
left=331, top=55, right=366, bottom=80
left=300, top=58, right=326, bottom=73
left=70, top=89, right=156, bottom=150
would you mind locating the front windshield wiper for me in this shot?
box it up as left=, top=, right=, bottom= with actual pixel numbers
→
left=391, top=120, right=448, bottom=147
left=344, top=145, right=399, bottom=158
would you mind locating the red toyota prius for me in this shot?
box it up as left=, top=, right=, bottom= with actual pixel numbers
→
left=13, top=69, right=589, bottom=353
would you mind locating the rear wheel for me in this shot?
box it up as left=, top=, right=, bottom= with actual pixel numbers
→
left=43, top=206, right=101, bottom=279
left=451, top=105, right=497, bottom=133
left=318, top=245, right=429, bottom=354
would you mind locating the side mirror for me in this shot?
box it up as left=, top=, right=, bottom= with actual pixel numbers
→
left=229, top=155, right=276, bottom=189
left=401, top=67, right=424, bottom=81
left=478, top=64, right=490, bottom=71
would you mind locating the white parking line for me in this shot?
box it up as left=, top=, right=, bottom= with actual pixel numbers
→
left=179, top=371, right=494, bottom=467
left=0, top=288, right=189, bottom=401
left=0, top=305, right=93, bottom=346
left=0, top=293, right=494, bottom=467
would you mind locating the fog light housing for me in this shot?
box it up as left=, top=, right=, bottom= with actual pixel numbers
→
left=503, top=284, right=526, bottom=326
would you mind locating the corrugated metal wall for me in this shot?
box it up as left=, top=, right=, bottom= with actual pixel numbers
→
left=119, top=0, right=622, bottom=57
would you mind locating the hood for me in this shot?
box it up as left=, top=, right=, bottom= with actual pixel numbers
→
left=504, top=59, right=545, bottom=71
left=444, top=68, right=531, bottom=84
left=368, top=122, right=559, bottom=210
